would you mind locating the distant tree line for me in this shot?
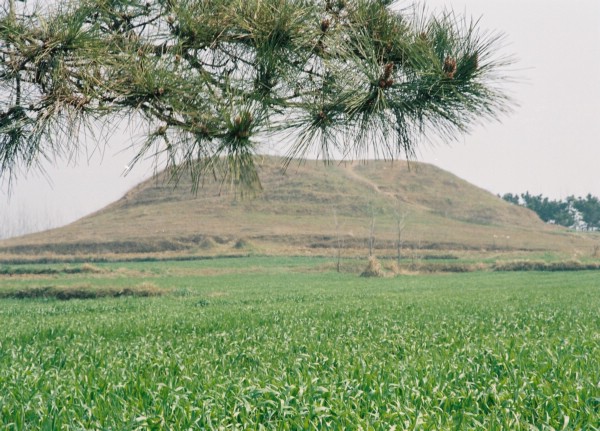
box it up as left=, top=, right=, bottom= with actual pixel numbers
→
left=501, top=193, right=600, bottom=231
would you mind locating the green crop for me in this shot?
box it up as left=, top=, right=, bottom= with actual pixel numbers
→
left=0, top=258, right=598, bottom=430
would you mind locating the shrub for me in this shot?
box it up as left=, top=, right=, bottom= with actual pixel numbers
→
left=234, top=238, right=252, bottom=250
left=199, top=237, right=217, bottom=250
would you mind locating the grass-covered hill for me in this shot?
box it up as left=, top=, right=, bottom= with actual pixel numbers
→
left=0, top=156, right=596, bottom=258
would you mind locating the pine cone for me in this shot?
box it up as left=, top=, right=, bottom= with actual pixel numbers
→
left=443, top=56, right=457, bottom=79
left=383, top=62, right=394, bottom=80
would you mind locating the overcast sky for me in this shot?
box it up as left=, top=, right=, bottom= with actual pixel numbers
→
left=1, top=0, right=599, bottom=237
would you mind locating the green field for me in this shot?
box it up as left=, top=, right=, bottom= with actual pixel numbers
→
left=1, top=257, right=599, bottom=430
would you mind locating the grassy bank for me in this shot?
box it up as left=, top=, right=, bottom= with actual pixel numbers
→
left=0, top=257, right=599, bottom=429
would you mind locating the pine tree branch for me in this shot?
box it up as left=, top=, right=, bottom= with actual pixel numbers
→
left=0, top=0, right=515, bottom=191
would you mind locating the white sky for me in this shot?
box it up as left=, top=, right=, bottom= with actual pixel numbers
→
left=1, top=0, right=599, bottom=237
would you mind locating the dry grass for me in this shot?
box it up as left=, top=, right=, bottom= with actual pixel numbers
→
left=385, top=261, right=402, bottom=275
left=79, top=263, right=104, bottom=273
left=1, top=156, right=599, bottom=259
left=360, top=257, right=385, bottom=278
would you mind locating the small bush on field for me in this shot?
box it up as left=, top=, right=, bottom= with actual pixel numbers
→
left=199, top=237, right=217, bottom=250
left=360, top=257, right=385, bottom=278
left=0, top=282, right=166, bottom=300
left=234, top=238, right=252, bottom=250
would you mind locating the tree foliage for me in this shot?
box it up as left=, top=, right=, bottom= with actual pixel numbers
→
left=572, top=194, right=600, bottom=231
left=502, top=192, right=600, bottom=231
left=1, top=0, right=513, bottom=190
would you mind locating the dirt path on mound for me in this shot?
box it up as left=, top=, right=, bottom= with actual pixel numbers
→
left=341, top=164, right=395, bottom=200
